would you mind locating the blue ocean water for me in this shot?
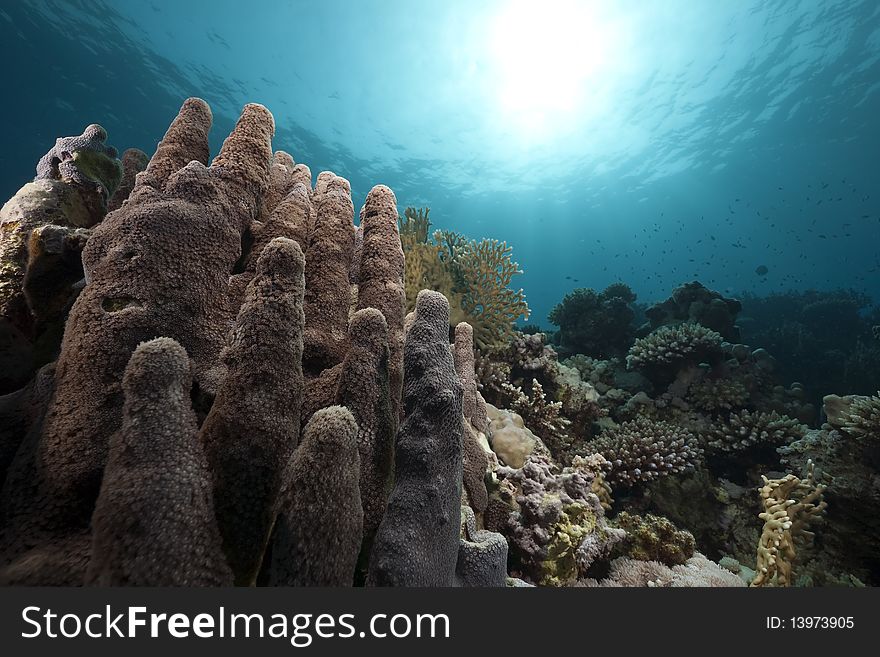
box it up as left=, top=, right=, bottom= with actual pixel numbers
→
left=1, top=0, right=878, bottom=324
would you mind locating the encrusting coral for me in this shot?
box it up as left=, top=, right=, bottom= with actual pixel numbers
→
left=0, top=124, right=126, bottom=393
left=609, top=512, right=696, bottom=566
left=751, top=461, right=827, bottom=587
left=496, top=453, right=625, bottom=587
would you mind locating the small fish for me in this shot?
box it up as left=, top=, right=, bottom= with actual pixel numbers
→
left=755, top=265, right=768, bottom=276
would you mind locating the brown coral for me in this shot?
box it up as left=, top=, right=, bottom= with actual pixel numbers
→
left=85, top=338, right=232, bottom=587
left=200, top=237, right=305, bottom=585
left=0, top=98, right=275, bottom=583
left=271, top=406, right=363, bottom=586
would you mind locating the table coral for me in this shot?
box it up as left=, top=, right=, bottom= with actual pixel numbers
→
left=627, top=322, right=724, bottom=373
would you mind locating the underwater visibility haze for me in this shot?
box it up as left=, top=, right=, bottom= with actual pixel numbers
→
left=0, top=0, right=879, bottom=589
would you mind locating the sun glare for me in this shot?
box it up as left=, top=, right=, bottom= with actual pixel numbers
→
left=488, top=0, right=617, bottom=137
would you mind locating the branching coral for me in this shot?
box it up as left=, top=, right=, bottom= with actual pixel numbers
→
left=751, top=461, right=827, bottom=587
left=581, top=553, right=745, bottom=587
left=685, top=377, right=749, bottom=414
left=508, top=380, right=573, bottom=461
left=548, top=283, right=636, bottom=358
left=626, top=322, right=723, bottom=372
left=497, top=453, right=625, bottom=586
left=399, top=207, right=528, bottom=349
left=838, top=391, right=880, bottom=441
left=706, top=409, right=806, bottom=454
left=588, top=416, right=702, bottom=488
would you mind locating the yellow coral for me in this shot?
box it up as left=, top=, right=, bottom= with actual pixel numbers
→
left=751, top=460, right=827, bottom=587
left=398, top=207, right=529, bottom=349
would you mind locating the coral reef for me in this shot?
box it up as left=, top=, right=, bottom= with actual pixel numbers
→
left=548, top=283, right=636, bottom=358
left=0, top=98, right=512, bottom=589
left=751, top=461, right=826, bottom=587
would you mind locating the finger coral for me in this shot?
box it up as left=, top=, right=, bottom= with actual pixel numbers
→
left=271, top=406, right=363, bottom=586
left=751, top=461, right=827, bottom=587
left=85, top=338, right=232, bottom=587
left=367, top=290, right=466, bottom=586
left=200, top=237, right=305, bottom=585
left=589, top=416, right=702, bottom=488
